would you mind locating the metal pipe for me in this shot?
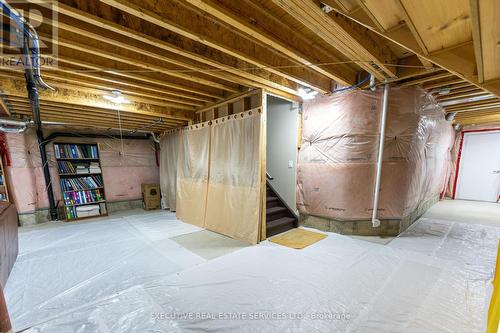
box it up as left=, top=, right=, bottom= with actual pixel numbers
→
left=22, top=28, right=58, bottom=221
left=371, top=83, right=390, bottom=228
left=0, top=118, right=31, bottom=133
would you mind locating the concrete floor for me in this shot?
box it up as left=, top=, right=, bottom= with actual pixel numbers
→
left=424, top=199, right=500, bottom=226
left=5, top=200, right=500, bottom=332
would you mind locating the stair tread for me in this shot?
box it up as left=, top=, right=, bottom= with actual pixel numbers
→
left=266, top=206, right=287, bottom=215
left=267, top=217, right=296, bottom=229
left=266, top=196, right=279, bottom=202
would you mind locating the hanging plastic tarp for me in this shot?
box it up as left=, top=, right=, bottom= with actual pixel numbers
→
left=297, top=87, right=455, bottom=220
left=159, top=130, right=181, bottom=211
left=176, top=123, right=210, bottom=228
left=205, top=111, right=262, bottom=244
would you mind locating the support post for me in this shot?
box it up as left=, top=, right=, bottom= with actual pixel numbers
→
left=371, top=83, right=390, bottom=228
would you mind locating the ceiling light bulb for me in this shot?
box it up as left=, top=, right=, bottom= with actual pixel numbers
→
left=103, top=91, right=130, bottom=104
left=298, top=87, right=319, bottom=100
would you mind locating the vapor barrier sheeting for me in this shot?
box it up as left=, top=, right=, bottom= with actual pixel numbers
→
left=161, top=111, right=263, bottom=244
left=159, top=130, right=181, bottom=211
left=297, top=87, right=455, bottom=220
left=205, top=112, right=262, bottom=244
left=175, top=123, right=211, bottom=228
left=5, top=216, right=498, bottom=332
left=4, top=211, right=204, bottom=332
left=5, top=128, right=159, bottom=213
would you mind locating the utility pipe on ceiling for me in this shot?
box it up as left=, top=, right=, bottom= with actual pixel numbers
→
left=0, top=118, right=30, bottom=133
left=371, top=83, right=390, bottom=228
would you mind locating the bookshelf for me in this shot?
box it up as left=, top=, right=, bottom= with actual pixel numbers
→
left=0, top=154, right=9, bottom=202
left=54, top=143, right=108, bottom=221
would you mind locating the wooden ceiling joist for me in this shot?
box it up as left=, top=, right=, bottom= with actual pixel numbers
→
left=0, top=78, right=194, bottom=122
left=38, top=1, right=303, bottom=98
left=326, top=2, right=500, bottom=99
left=270, top=0, right=397, bottom=80
left=180, top=0, right=357, bottom=85
left=8, top=101, right=186, bottom=126
left=98, top=0, right=333, bottom=94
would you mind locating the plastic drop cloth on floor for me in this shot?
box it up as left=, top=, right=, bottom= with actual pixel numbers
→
left=5, top=215, right=499, bottom=333
left=4, top=211, right=205, bottom=331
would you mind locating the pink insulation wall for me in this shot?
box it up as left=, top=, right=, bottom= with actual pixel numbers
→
left=297, top=87, right=455, bottom=221
left=5, top=129, right=159, bottom=214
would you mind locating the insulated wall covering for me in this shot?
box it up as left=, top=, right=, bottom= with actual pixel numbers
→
left=159, top=130, right=181, bottom=211
left=5, top=129, right=159, bottom=214
left=297, top=87, right=455, bottom=220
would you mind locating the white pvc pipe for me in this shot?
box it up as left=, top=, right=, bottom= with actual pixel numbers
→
left=372, top=84, right=390, bottom=228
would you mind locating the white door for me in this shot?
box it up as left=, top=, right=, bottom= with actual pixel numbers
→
left=456, top=131, right=500, bottom=202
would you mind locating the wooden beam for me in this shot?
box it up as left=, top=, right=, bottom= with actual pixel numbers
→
left=99, top=0, right=333, bottom=93
left=0, top=78, right=194, bottom=121
left=14, top=109, right=172, bottom=130
left=469, top=0, right=484, bottom=83
left=40, top=1, right=303, bottom=97
left=399, top=72, right=454, bottom=87
left=423, top=79, right=465, bottom=90
left=437, top=91, right=490, bottom=102
left=13, top=110, right=176, bottom=132
left=9, top=101, right=186, bottom=126
left=0, top=67, right=214, bottom=105
left=39, top=35, right=239, bottom=94
left=181, top=0, right=357, bottom=85
left=325, top=5, right=500, bottom=98
left=394, top=0, right=428, bottom=55
left=0, top=96, right=10, bottom=116
left=445, top=98, right=500, bottom=111
left=457, top=114, right=500, bottom=126
left=271, top=0, right=396, bottom=80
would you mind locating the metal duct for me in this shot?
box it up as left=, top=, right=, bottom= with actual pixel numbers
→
left=0, top=118, right=31, bottom=133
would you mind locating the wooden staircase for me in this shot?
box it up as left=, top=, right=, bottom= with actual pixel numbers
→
left=266, top=183, right=298, bottom=237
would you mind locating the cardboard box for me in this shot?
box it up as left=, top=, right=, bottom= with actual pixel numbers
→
left=142, top=184, right=161, bottom=210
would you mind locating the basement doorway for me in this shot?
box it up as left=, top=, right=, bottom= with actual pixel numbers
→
left=455, top=130, right=500, bottom=202
left=265, top=95, right=300, bottom=237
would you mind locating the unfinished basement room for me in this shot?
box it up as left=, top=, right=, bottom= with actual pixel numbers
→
left=0, top=0, right=499, bottom=332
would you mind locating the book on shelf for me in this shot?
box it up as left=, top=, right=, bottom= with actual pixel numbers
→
left=66, top=203, right=105, bottom=219
left=54, top=144, right=99, bottom=159
left=63, top=188, right=104, bottom=206
left=60, top=175, right=103, bottom=191
left=76, top=165, right=90, bottom=174
left=57, top=161, right=76, bottom=174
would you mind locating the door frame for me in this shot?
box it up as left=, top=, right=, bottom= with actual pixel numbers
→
left=452, top=127, right=500, bottom=200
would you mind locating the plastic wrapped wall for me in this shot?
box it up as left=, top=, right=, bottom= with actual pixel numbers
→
left=297, top=87, right=455, bottom=221
left=159, top=130, right=181, bottom=211
left=5, top=129, right=159, bottom=214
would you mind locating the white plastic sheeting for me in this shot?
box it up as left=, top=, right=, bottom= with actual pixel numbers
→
left=159, top=130, right=181, bottom=211
left=5, top=215, right=499, bottom=332
left=205, top=112, right=262, bottom=244
left=4, top=211, right=204, bottom=331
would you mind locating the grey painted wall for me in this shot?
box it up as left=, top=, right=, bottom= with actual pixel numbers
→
left=266, top=95, right=299, bottom=212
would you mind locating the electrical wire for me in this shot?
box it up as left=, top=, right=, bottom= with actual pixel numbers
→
left=331, top=74, right=372, bottom=93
